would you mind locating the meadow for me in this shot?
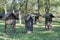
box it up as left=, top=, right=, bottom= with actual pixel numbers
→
left=0, top=18, right=60, bottom=40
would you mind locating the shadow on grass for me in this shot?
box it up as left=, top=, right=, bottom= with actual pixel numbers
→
left=53, top=26, right=60, bottom=32
left=7, top=25, right=60, bottom=40
left=0, top=23, right=60, bottom=40
left=0, top=25, right=5, bottom=40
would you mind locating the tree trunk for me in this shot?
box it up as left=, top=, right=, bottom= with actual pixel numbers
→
left=45, top=0, right=50, bottom=13
left=13, top=9, right=15, bottom=13
left=37, top=0, right=40, bottom=14
left=36, top=0, right=40, bottom=24
left=12, top=0, right=16, bottom=13
left=4, top=4, right=7, bottom=14
left=25, top=0, right=28, bottom=15
left=19, top=11, right=22, bottom=24
left=4, top=0, right=7, bottom=14
left=5, top=0, right=7, bottom=32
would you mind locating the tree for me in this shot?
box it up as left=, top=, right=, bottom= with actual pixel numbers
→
left=37, top=0, right=40, bottom=14
left=18, top=1, right=23, bottom=24
left=4, top=0, right=8, bottom=14
left=25, top=0, right=28, bottom=15
left=0, top=0, right=8, bottom=14
left=11, top=0, right=17, bottom=13
left=45, top=0, right=50, bottom=13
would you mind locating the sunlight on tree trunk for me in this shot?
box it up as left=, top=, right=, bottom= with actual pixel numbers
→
left=4, top=0, right=8, bottom=14
left=12, top=0, right=16, bottom=13
left=13, top=9, right=15, bottom=13
left=4, top=4, right=7, bottom=14
left=19, top=11, right=22, bottom=24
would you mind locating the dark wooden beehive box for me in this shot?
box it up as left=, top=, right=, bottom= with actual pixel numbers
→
left=45, top=13, right=55, bottom=29
left=3, top=12, right=19, bottom=32
left=3, top=13, right=19, bottom=24
left=25, top=14, right=33, bottom=33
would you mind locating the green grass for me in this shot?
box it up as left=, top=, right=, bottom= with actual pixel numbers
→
left=0, top=18, right=60, bottom=40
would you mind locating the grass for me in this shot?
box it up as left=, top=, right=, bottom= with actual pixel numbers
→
left=0, top=18, right=60, bottom=40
